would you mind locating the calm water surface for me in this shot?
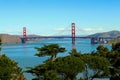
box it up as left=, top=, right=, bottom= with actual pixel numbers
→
left=2, top=39, right=111, bottom=80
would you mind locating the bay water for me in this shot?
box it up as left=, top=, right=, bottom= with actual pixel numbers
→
left=2, top=38, right=111, bottom=80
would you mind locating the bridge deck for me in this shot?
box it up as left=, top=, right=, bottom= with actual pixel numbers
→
left=21, top=36, right=114, bottom=39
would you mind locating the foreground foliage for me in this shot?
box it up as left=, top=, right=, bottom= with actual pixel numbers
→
left=35, top=44, right=66, bottom=61
left=91, top=42, right=120, bottom=80
left=27, top=56, right=85, bottom=80
left=26, top=43, right=120, bottom=80
left=0, top=39, right=26, bottom=80
left=0, top=55, right=26, bottom=80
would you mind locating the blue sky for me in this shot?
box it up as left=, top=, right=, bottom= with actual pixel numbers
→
left=0, top=0, right=120, bottom=36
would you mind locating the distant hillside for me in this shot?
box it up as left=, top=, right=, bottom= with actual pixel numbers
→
left=88, top=30, right=120, bottom=38
left=0, top=34, right=21, bottom=44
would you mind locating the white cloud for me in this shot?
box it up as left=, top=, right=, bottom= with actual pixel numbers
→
left=54, top=28, right=65, bottom=31
left=82, top=28, right=93, bottom=31
left=54, top=27, right=72, bottom=31
left=81, top=27, right=104, bottom=32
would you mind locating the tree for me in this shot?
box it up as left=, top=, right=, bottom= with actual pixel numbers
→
left=109, top=42, right=120, bottom=80
left=96, top=45, right=110, bottom=57
left=27, top=56, right=85, bottom=80
left=69, top=49, right=81, bottom=57
left=28, top=44, right=120, bottom=80
left=112, top=42, right=120, bottom=53
left=27, top=44, right=66, bottom=80
left=90, top=43, right=120, bottom=80
left=0, top=38, right=2, bottom=54
left=55, top=56, right=85, bottom=80
left=35, top=44, right=66, bottom=61
left=81, top=55, right=110, bottom=80
left=0, top=38, right=1, bottom=45
left=68, top=48, right=110, bottom=80
left=26, top=61, right=60, bottom=80
left=44, top=70, right=61, bottom=80
left=0, top=54, right=26, bottom=80
left=0, top=39, right=26, bottom=80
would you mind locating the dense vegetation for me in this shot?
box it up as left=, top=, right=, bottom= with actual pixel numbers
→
left=0, top=39, right=26, bottom=80
left=108, top=38, right=120, bottom=44
left=26, top=42, right=120, bottom=80
left=1, top=37, right=120, bottom=80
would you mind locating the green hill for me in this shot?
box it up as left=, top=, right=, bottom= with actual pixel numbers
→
left=88, top=30, right=120, bottom=44
left=88, top=30, right=120, bottom=38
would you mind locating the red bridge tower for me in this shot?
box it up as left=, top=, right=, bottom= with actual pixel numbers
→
left=71, top=23, right=76, bottom=49
left=23, top=27, right=26, bottom=43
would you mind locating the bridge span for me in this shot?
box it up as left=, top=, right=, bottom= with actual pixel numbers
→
left=21, top=36, right=113, bottom=44
left=21, top=23, right=114, bottom=48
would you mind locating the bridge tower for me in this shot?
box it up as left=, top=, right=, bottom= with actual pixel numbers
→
left=71, top=23, right=76, bottom=49
left=22, top=27, right=26, bottom=43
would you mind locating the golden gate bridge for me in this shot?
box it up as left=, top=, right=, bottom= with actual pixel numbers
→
left=21, top=23, right=113, bottom=49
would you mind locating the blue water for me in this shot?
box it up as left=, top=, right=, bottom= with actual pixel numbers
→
left=2, top=39, right=111, bottom=80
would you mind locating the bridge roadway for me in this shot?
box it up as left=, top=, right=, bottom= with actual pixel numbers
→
left=22, top=36, right=113, bottom=39
left=25, top=36, right=91, bottom=39
left=21, top=36, right=114, bottom=44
